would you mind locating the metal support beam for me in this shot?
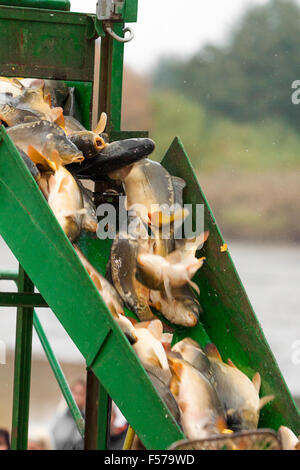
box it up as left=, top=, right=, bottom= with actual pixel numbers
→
left=98, top=23, right=125, bottom=131
left=84, top=371, right=99, bottom=449
left=97, top=382, right=111, bottom=450
left=33, top=312, right=85, bottom=438
left=11, top=267, right=34, bottom=450
left=0, top=292, right=47, bottom=308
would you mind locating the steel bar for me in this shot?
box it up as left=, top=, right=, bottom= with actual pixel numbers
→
left=84, top=371, right=100, bottom=450
left=11, top=266, right=34, bottom=450
left=98, top=22, right=124, bottom=131
left=33, top=312, right=85, bottom=438
left=0, top=292, right=48, bottom=307
left=97, top=382, right=111, bottom=450
left=0, top=270, right=19, bottom=281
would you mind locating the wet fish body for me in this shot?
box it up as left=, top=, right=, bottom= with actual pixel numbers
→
left=7, top=120, right=83, bottom=166
left=168, top=354, right=226, bottom=440
left=110, top=231, right=155, bottom=321
left=69, top=139, right=155, bottom=181
left=75, top=178, right=98, bottom=233
left=150, top=285, right=201, bottom=327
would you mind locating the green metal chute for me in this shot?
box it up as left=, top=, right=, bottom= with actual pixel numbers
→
left=0, top=127, right=184, bottom=449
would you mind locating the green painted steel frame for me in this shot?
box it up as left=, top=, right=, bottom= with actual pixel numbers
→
left=10, top=267, right=34, bottom=450
left=0, top=128, right=184, bottom=449
left=0, top=1, right=142, bottom=450
left=0, top=270, right=85, bottom=438
left=162, top=137, right=300, bottom=435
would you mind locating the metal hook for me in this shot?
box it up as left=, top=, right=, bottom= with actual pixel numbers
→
left=104, top=22, right=134, bottom=43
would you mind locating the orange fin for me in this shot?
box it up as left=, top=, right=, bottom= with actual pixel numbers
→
left=44, top=93, right=52, bottom=107
left=252, top=372, right=261, bottom=393
left=51, top=107, right=65, bottom=127
left=227, top=358, right=237, bottom=368
left=30, top=79, right=45, bottom=90
left=216, top=416, right=227, bottom=433
left=27, top=145, right=57, bottom=172
left=93, top=112, right=107, bottom=135
left=259, top=395, right=274, bottom=410
left=170, top=377, right=180, bottom=397
left=50, top=150, right=62, bottom=170
left=172, top=361, right=183, bottom=378
left=205, top=343, right=223, bottom=361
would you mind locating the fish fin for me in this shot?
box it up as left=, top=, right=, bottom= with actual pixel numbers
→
left=170, top=377, right=180, bottom=397
left=50, top=150, right=62, bottom=170
left=204, top=343, right=223, bottom=362
left=216, top=416, right=227, bottom=433
left=29, top=79, right=45, bottom=90
left=93, top=112, right=107, bottom=135
left=51, top=107, right=65, bottom=127
left=172, top=176, right=186, bottom=192
left=259, top=395, right=274, bottom=410
left=147, top=319, right=163, bottom=340
left=166, top=250, right=182, bottom=264
left=180, top=231, right=209, bottom=257
left=252, top=372, right=261, bottom=393
left=27, top=145, right=57, bottom=172
left=171, top=361, right=183, bottom=379
left=149, top=207, right=188, bottom=228
left=186, top=257, right=205, bottom=277
left=188, top=279, right=200, bottom=295
left=178, top=400, right=188, bottom=413
left=163, top=275, right=173, bottom=302
left=44, top=93, right=52, bottom=107
left=91, top=273, right=102, bottom=291
left=227, top=358, right=237, bottom=368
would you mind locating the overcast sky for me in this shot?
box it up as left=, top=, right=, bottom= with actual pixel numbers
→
left=71, top=0, right=289, bottom=71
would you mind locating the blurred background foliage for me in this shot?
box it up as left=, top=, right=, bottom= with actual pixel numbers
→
left=122, top=0, right=300, bottom=241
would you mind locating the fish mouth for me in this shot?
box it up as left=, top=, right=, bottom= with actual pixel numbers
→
left=94, top=135, right=108, bottom=152
left=72, top=154, right=85, bottom=164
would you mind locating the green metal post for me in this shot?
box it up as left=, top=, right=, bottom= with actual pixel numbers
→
left=33, top=312, right=85, bottom=438
left=98, top=23, right=125, bottom=131
left=97, top=382, right=111, bottom=450
left=85, top=23, right=126, bottom=450
left=0, top=271, right=85, bottom=438
left=11, top=266, right=34, bottom=450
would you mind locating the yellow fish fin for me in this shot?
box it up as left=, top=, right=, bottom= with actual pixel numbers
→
left=205, top=343, right=223, bottom=362
left=93, top=112, right=107, bottom=135
left=27, top=145, right=57, bottom=172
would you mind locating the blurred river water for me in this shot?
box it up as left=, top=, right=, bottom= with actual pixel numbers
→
left=0, top=237, right=299, bottom=430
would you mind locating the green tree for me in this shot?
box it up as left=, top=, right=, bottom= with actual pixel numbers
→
left=154, top=0, right=300, bottom=127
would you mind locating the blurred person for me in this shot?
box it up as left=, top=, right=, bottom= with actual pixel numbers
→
left=51, top=378, right=86, bottom=450
left=109, top=402, right=128, bottom=450
left=28, top=428, right=52, bottom=450
left=0, top=429, right=10, bottom=450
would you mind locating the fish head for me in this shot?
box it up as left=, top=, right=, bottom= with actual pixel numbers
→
left=59, top=215, right=81, bottom=243
left=278, top=426, right=300, bottom=450
left=173, top=296, right=200, bottom=328
left=226, top=407, right=259, bottom=432
left=172, top=338, right=210, bottom=373
left=68, top=131, right=107, bottom=159
left=136, top=252, right=165, bottom=290
left=45, top=131, right=84, bottom=165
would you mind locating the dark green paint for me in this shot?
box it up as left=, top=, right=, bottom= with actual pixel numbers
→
left=11, top=266, right=34, bottom=450
left=162, top=137, right=300, bottom=435
left=0, top=6, right=96, bottom=81
left=0, top=1, right=70, bottom=10
left=33, top=312, right=85, bottom=438
left=0, top=292, right=47, bottom=307
left=65, top=81, right=93, bottom=130
left=97, top=382, right=111, bottom=450
left=0, top=131, right=184, bottom=449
